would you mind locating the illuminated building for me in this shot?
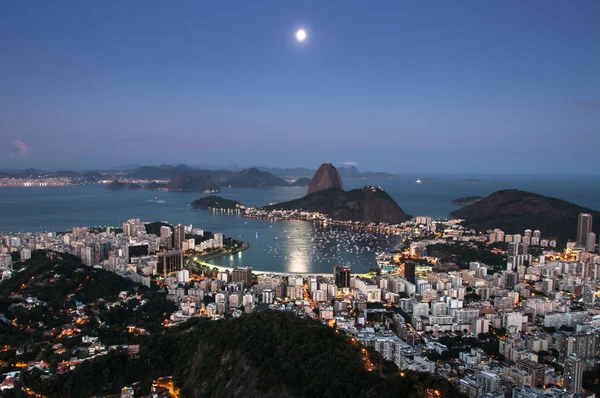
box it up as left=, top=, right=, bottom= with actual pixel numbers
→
left=157, top=251, right=183, bottom=278
left=563, top=354, right=583, bottom=394
left=334, top=265, right=351, bottom=288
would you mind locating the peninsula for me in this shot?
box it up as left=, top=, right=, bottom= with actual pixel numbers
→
left=450, top=189, right=600, bottom=241
left=449, top=196, right=484, bottom=206
left=105, top=180, right=142, bottom=191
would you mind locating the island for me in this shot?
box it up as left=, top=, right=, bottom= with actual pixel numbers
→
left=105, top=180, right=142, bottom=191
left=449, top=196, right=484, bottom=206
left=450, top=189, right=600, bottom=242
left=191, top=195, right=243, bottom=211
left=461, top=179, right=481, bottom=184
left=166, top=172, right=220, bottom=192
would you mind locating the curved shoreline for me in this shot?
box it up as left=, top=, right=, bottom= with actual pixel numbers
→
left=191, top=242, right=337, bottom=277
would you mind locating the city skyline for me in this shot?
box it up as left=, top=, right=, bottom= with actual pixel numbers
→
left=1, top=1, right=599, bottom=173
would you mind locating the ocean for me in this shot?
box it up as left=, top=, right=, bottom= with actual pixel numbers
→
left=1, top=174, right=599, bottom=274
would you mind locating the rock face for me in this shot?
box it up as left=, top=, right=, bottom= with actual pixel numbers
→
left=450, top=189, right=600, bottom=241
left=265, top=186, right=410, bottom=224
left=308, top=163, right=344, bottom=194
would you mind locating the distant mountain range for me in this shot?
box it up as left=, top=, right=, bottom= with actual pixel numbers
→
left=1, top=163, right=396, bottom=192
left=256, top=165, right=398, bottom=179
left=450, top=189, right=600, bottom=242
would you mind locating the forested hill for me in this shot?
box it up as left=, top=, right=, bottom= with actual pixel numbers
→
left=16, top=311, right=459, bottom=397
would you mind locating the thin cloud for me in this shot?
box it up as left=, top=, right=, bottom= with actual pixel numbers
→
left=342, top=161, right=358, bottom=167
left=11, top=140, right=30, bottom=157
left=573, top=99, right=600, bottom=110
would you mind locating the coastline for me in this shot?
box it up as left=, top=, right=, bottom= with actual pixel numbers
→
left=191, top=243, right=336, bottom=277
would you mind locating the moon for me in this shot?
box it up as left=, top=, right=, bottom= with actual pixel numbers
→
left=296, top=29, right=307, bottom=42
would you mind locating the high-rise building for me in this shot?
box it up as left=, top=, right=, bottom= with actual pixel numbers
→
left=334, top=265, right=351, bottom=288
left=587, top=232, right=597, bottom=253
left=577, top=213, right=593, bottom=248
left=157, top=251, right=184, bottom=278
left=160, top=226, right=172, bottom=249
left=214, top=233, right=224, bottom=248
left=476, top=371, right=501, bottom=395
left=507, top=242, right=519, bottom=257
left=262, top=289, right=274, bottom=304
left=0, top=253, right=12, bottom=270
left=122, top=222, right=132, bottom=237
left=563, top=354, right=583, bottom=394
left=232, top=267, right=253, bottom=287
left=20, top=249, right=31, bottom=261
left=403, top=261, right=416, bottom=284
left=174, top=224, right=185, bottom=250
left=516, top=359, right=545, bottom=387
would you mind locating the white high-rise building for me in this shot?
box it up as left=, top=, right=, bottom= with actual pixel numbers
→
left=587, top=232, right=596, bottom=253
left=0, top=254, right=13, bottom=270
left=214, top=233, right=224, bottom=248
left=476, top=371, right=501, bottom=395
left=176, top=269, right=190, bottom=283
left=262, top=289, right=274, bottom=304
left=20, top=249, right=31, bottom=261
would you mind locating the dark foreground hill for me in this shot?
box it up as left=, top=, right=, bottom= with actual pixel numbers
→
left=265, top=186, right=410, bottom=224
left=25, top=311, right=457, bottom=397
left=450, top=189, right=600, bottom=241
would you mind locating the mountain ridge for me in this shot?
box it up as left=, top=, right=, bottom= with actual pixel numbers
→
left=265, top=186, right=410, bottom=224
left=450, top=189, right=600, bottom=241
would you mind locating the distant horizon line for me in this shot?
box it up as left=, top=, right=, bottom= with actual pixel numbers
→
left=1, top=164, right=600, bottom=178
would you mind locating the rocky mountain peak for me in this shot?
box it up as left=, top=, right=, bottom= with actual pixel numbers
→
left=308, top=163, right=344, bottom=194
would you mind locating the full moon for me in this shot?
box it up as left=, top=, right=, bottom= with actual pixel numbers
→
left=296, top=29, right=307, bottom=42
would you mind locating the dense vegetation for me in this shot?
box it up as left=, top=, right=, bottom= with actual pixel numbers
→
left=426, top=242, right=505, bottom=270
left=1, top=253, right=458, bottom=397
left=0, top=251, right=175, bottom=377
left=9, top=312, right=459, bottom=397
left=191, top=195, right=243, bottom=210
left=105, top=180, right=142, bottom=190
left=450, top=189, right=600, bottom=242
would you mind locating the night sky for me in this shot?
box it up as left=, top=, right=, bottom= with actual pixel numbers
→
left=1, top=1, right=598, bottom=173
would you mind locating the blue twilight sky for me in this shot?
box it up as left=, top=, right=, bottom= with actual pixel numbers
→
left=0, top=1, right=599, bottom=173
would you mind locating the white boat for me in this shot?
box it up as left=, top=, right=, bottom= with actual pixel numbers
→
left=416, top=178, right=422, bottom=184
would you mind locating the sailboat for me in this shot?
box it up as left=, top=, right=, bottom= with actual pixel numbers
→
left=415, top=178, right=422, bottom=184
